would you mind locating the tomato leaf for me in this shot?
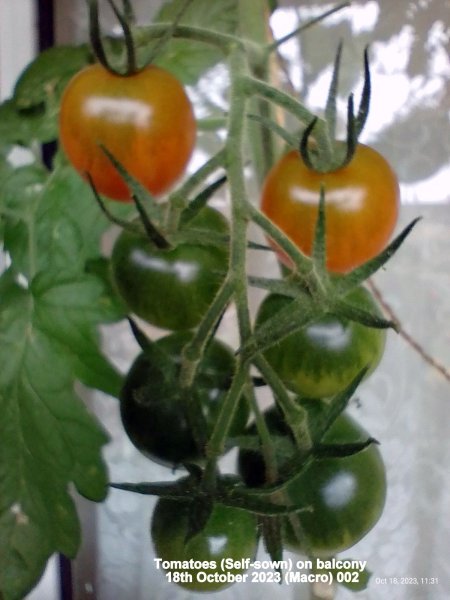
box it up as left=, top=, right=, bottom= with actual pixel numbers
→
left=140, top=0, right=238, bottom=84
left=13, top=45, right=91, bottom=110
left=0, top=99, right=58, bottom=145
left=0, top=272, right=109, bottom=600
left=30, top=271, right=124, bottom=398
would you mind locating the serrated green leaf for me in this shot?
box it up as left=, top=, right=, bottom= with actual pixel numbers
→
left=0, top=273, right=109, bottom=600
left=0, top=99, right=57, bottom=146
left=31, top=271, right=124, bottom=398
left=13, top=45, right=91, bottom=109
left=139, top=0, right=238, bottom=84
left=2, top=164, right=113, bottom=279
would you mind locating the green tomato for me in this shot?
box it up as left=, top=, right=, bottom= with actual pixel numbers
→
left=238, top=404, right=386, bottom=558
left=120, top=331, right=248, bottom=467
left=255, top=286, right=386, bottom=398
left=111, top=206, right=229, bottom=331
left=151, top=497, right=258, bottom=592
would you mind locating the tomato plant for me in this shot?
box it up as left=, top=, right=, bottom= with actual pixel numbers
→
left=151, top=496, right=258, bottom=592
left=261, top=144, right=400, bottom=273
left=239, top=405, right=386, bottom=558
left=111, top=206, right=229, bottom=330
left=0, top=0, right=423, bottom=597
left=120, top=331, right=248, bottom=466
left=255, top=286, right=386, bottom=398
left=59, top=63, right=196, bottom=201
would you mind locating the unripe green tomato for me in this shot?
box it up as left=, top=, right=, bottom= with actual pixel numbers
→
left=255, top=286, right=386, bottom=398
left=151, top=498, right=258, bottom=592
left=120, top=331, right=248, bottom=467
left=238, top=405, right=386, bottom=558
left=111, top=206, right=229, bottom=331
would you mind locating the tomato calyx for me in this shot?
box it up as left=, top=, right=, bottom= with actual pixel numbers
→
left=110, top=471, right=315, bottom=519
left=87, top=0, right=194, bottom=77
left=300, top=44, right=371, bottom=173
left=87, top=0, right=139, bottom=76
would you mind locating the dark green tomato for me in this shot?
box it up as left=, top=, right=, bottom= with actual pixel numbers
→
left=151, top=498, right=258, bottom=592
left=238, top=406, right=386, bottom=558
left=120, top=331, right=248, bottom=467
left=111, top=206, right=229, bottom=331
left=255, top=286, right=386, bottom=398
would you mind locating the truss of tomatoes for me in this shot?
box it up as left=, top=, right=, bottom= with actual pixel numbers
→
left=58, top=58, right=397, bottom=593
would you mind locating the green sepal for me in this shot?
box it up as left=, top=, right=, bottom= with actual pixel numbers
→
left=311, top=184, right=327, bottom=276
left=179, top=175, right=227, bottom=227
left=239, top=293, right=318, bottom=361
left=261, top=516, right=284, bottom=573
left=98, top=145, right=162, bottom=221
left=332, top=298, right=397, bottom=331
left=313, top=439, right=377, bottom=459
left=247, top=276, right=311, bottom=298
left=335, top=218, right=421, bottom=294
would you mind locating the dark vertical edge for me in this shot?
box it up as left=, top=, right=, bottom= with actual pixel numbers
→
left=36, top=4, right=73, bottom=598
left=58, top=555, right=74, bottom=600
left=36, top=0, right=58, bottom=167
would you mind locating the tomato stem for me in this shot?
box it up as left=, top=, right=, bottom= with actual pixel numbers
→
left=247, top=202, right=313, bottom=276
left=254, top=356, right=312, bottom=452
left=180, top=278, right=234, bottom=389
left=105, top=0, right=137, bottom=74
left=202, top=46, right=254, bottom=487
left=133, top=23, right=253, bottom=55
left=144, top=0, right=194, bottom=66
left=266, top=1, right=351, bottom=54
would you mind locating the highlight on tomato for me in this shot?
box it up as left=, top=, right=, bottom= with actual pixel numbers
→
left=260, top=143, right=400, bottom=273
left=238, top=404, right=387, bottom=558
left=111, top=206, right=229, bottom=331
left=59, top=63, right=196, bottom=201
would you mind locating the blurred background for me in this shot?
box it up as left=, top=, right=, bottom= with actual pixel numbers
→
left=1, top=1, right=449, bottom=599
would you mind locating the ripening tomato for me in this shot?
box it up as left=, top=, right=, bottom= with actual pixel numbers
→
left=59, top=63, right=196, bottom=201
left=238, top=404, right=386, bottom=558
left=255, top=286, right=386, bottom=399
left=261, top=145, right=400, bottom=273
